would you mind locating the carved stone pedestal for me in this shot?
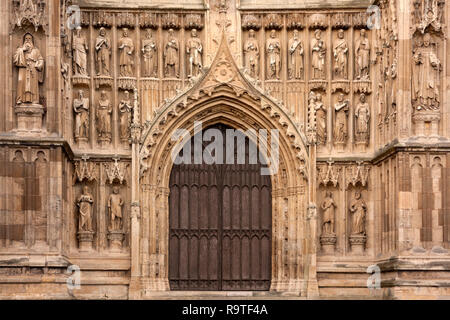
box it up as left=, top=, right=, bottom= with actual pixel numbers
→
left=412, top=112, right=440, bottom=137
left=349, top=234, right=366, bottom=254
left=108, top=231, right=124, bottom=252
left=77, top=231, right=95, bottom=252
left=94, top=76, right=113, bottom=89
left=14, top=104, right=45, bottom=133
left=320, top=234, right=337, bottom=254
left=334, top=142, right=345, bottom=152
left=355, top=141, right=367, bottom=152
left=72, top=75, right=90, bottom=86
left=98, top=137, right=111, bottom=148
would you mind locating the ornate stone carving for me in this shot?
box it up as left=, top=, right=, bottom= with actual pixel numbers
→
left=118, top=28, right=135, bottom=77
left=333, top=29, right=348, bottom=79
left=346, top=162, right=370, bottom=189
left=412, top=33, right=441, bottom=112
left=288, top=30, right=304, bottom=80
left=331, top=13, right=351, bottom=29
left=77, top=185, right=94, bottom=232
left=309, top=14, right=328, bottom=29
left=73, top=158, right=98, bottom=183
left=333, top=94, right=349, bottom=146
left=318, top=160, right=340, bottom=187
left=142, top=29, right=158, bottom=78
left=355, top=93, right=370, bottom=145
left=287, top=13, right=305, bottom=30
left=352, top=12, right=370, bottom=29
left=164, top=29, right=180, bottom=78
left=73, top=90, right=90, bottom=143
left=412, top=0, right=446, bottom=34
left=11, top=0, right=46, bottom=32
left=119, top=91, right=133, bottom=142
left=72, top=28, right=89, bottom=77
left=244, top=29, right=260, bottom=78
left=186, top=29, right=203, bottom=78
left=96, top=90, right=112, bottom=144
left=14, top=33, right=44, bottom=105
left=162, top=13, right=181, bottom=30
left=185, top=14, right=204, bottom=30
left=309, top=91, right=326, bottom=145
left=104, top=159, right=129, bottom=185
left=266, top=30, right=281, bottom=80
left=241, top=14, right=261, bottom=30
left=95, top=27, right=111, bottom=77
left=355, top=29, right=370, bottom=80
left=139, top=12, right=158, bottom=29
left=93, top=11, right=113, bottom=28
left=311, top=29, right=326, bottom=79
left=108, top=186, right=124, bottom=232
left=264, top=13, right=283, bottom=30
left=321, top=191, right=336, bottom=236
left=116, top=12, right=135, bottom=29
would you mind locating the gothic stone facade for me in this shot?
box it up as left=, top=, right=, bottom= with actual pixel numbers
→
left=0, top=0, right=449, bottom=299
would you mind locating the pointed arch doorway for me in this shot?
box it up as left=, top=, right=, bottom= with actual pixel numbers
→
left=168, top=123, right=272, bottom=291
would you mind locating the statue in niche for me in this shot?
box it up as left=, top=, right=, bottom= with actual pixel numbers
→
left=244, top=29, right=259, bottom=78
left=412, top=33, right=441, bottom=111
left=118, top=28, right=134, bottom=77
left=77, top=186, right=94, bottom=232
left=321, top=191, right=336, bottom=235
left=108, top=186, right=124, bottom=232
left=96, top=90, right=112, bottom=142
left=164, top=29, right=180, bottom=78
left=333, top=93, right=350, bottom=144
left=73, top=90, right=90, bottom=141
left=186, top=29, right=203, bottom=78
left=119, top=90, right=133, bottom=141
left=142, top=29, right=158, bottom=77
left=413, top=0, right=422, bottom=26
left=309, top=92, right=327, bottom=145
left=95, top=27, right=111, bottom=76
left=355, top=93, right=370, bottom=144
left=350, top=191, right=367, bottom=235
left=311, top=29, right=326, bottom=79
left=333, top=29, right=348, bottom=79
left=13, top=33, right=44, bottom=105
left=288, top=29, right=304, bottom=80
left=355, top=29, right=370, bottom=80
left=266, top=29, right=281, bottom=80
left=72, top=27, right=89, bottom=77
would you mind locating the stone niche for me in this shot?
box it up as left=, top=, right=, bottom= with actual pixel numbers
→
left=12, top=28, right=47, bottom=134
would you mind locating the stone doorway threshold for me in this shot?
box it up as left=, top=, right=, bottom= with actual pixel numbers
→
left=142, top=291, right=306, bottom=300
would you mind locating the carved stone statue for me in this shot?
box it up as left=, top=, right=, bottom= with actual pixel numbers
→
left=186, top=29, right=203, bottom=78
left=350, top=191, right=367, bottom=235
left=334, top=93, right=349, bottom=144
left=355, top=93, right=370, bottom=144
left=355, top=29, right=370, bottom=80
left=142, top=29, right=158, bottom=77
left=321, top=191, right=336, bottom=235
left=266, top=29, right=281, bottom=80
left=119, top=90, right=133, bottom=141
left=288, top=29, right=304, bottom=80
left=244, top=29, right=259, bottom=78
left=96, top=90, right=112, bottom=143
left=73, top=90, right=90, bottom=141
left=311, top=29, right=326, bottom=79
left=164, top=29, right=180, bottom=78
left=77, top=186, right=94, bottom=232
left=108, top=186, right=124, bottom=231
left=118, top=28, right=134, bottom=77
left=73, top=28, right=89, bottom=77
left=13, top=33, right=44, bottom=105
left=95, top=27, right=111, bottom=76
left=412, top=33, right=441, bottom=111
left=314, top=93, right=327, bottom=145
left=333, top=29, right=348, bottom=79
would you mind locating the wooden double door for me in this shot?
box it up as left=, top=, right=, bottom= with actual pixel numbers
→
left=169, top=124, right=272, bottom=291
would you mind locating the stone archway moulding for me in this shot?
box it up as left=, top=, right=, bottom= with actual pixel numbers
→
left=130, top=33, right=319, bottom=298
